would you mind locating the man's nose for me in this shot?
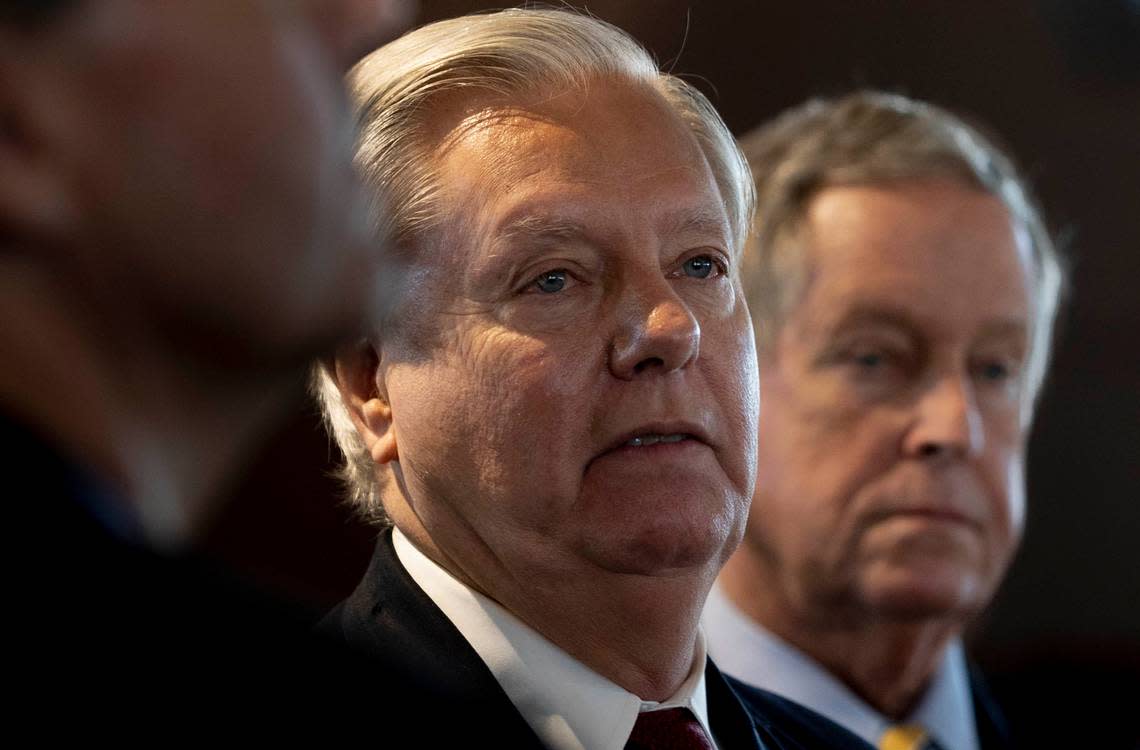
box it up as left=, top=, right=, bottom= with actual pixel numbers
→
left=307, top=0, right=416, bottom=71
left=902, top=373, right=985, bottom=461
left=608, top=281, right=701, bottom=379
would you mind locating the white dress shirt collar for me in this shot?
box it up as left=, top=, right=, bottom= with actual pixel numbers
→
left=394, top=528, right=716, bottom=750
left=703, top=582, right=978, bottom=750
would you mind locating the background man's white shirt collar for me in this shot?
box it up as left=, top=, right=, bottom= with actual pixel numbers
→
left=394, top=528, right=717, bottom=750
left=703, top=582, right=979, bottom=750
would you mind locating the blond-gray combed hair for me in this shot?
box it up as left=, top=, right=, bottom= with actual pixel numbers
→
left=314, top=7, right=754, bottom=522
left=740, top=90, right=1066, bottom=424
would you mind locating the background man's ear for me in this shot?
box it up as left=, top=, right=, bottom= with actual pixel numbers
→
left=333, top=339, right=398, bottom=465
left=0, top=50, right=80, bottom=247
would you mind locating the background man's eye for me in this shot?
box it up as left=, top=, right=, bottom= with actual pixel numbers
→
left=980, top=362, right=1010, bottom=381
left=682, top=256, right=715, bottom=279
left=534, top=270, right=567, bottom=293
left=854, top=352, right=884, bottom=368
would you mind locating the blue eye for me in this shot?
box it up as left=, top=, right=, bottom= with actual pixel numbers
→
left=682, top=255, right=716, bottom=279
left=533, top=270, right=567, bottom=293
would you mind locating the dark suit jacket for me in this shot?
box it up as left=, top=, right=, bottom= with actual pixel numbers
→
left=968, top=665, right=1013, bottom=749
left=320, top=528, right=873, bottom=749
left=6, top=411, right=402, bottom=739
left=716, top=628, right=1012, bottom=749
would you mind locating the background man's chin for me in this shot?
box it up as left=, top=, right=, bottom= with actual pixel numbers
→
left=859, top=574, right=988, bottom=623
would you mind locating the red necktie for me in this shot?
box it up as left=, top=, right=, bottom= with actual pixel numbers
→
left=625, top=707, right=716, bottom=750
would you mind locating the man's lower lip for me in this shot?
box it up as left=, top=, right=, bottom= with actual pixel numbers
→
left=600, top=438, right=706, bottom=458
left=883, top=511, right=975, bottom=526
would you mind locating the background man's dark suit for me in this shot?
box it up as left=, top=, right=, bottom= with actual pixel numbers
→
left=968, top=669, right=1012, bottom=749
left=320, top=529, right=874, bottom=750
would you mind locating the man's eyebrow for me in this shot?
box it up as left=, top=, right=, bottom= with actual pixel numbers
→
left=827, top=305, right=924, bottom=337
left=826, top=304, right=1028, bottom=343
left=496, top=208, right=729, bottom=244
left=497, top=215, right=591, bottom=243
left=665, top=208, right=730, bottom=241
left=478, top=214, right=593, bottom=279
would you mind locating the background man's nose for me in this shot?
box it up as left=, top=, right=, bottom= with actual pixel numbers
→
left=903, top=373, right=985, bottom=461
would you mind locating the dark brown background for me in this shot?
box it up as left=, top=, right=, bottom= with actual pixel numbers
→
left=205, top=0, right=1139, bottom=741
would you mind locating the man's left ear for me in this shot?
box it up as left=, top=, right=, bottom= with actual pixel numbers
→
left=331, top=338, right=398, bottom=466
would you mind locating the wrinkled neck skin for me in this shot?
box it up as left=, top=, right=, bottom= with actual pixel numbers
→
left=719, top=543, right=961, bottom=719
left=0, top=257, right=301, bottom=552
left=391, top=501, right=717, bottom=702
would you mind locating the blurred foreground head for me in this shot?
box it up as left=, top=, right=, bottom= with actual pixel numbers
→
left=0, top=0, right=412, bottom=542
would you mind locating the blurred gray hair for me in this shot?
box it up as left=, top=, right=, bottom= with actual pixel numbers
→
left=739, top=90, right=1066, bottom=423
left=314, top=8, right=754, bottom=522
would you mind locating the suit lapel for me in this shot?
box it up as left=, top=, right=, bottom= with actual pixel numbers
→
left=706, top=658, right=770, bottom=749
left=967, top=664, right=1012, bottom=750
left=323, top=528, right=544, bottom=745
left=719, top=669, right=876, bottom=750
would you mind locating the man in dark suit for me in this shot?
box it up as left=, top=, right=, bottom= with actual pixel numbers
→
left=317, top=9, right=871, bottom=749
left=705, top=91, right=1066, bottom=750
left=1, top=0, right=413, bottom=733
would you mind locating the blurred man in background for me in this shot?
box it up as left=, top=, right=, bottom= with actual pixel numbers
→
left=706, top=91, right=1065, bottom=750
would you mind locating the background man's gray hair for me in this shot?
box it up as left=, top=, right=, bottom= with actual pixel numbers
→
left=740, top=89, right=1066, bottom=424
left=314, top=7, right=754, bottom=523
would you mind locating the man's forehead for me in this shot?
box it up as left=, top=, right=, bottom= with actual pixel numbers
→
left=433, top=106, right=583, bottom=193
left=439, top=122, right=686, bottom=190
left=783, top=183, right=1032, bottom=341
left=788, top=262, right=1031, bottom=351
left=806, top=182, right=1026, bottom=272
left=430, top=78, right=709, bottom=183
left=428, top=85, right=727, bottom=255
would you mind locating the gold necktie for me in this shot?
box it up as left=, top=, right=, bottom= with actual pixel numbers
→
left=879, top=725, right=941, bottom=750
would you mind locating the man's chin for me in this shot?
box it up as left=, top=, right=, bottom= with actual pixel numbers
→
left=857, top=567, right=990, bottom=623
left=579, top=518, right=736, bottom=578
left=576, top=481, right=747, bottom=576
